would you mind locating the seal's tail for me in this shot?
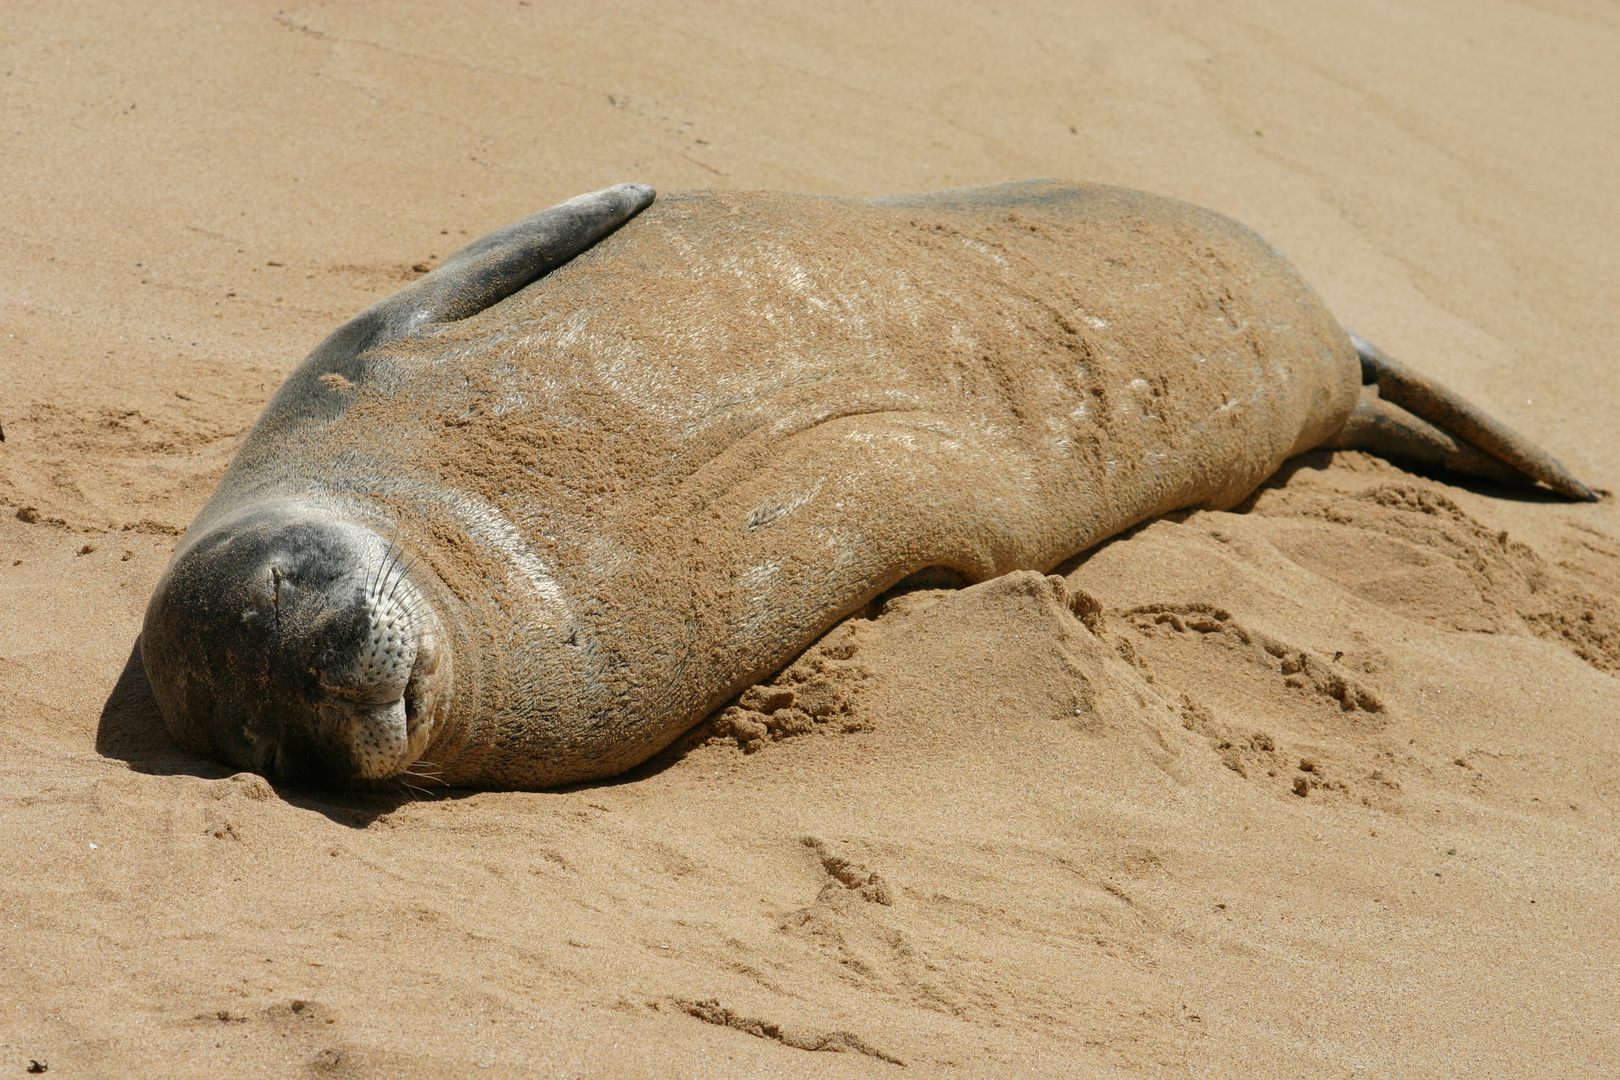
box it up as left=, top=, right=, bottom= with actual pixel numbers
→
left=1321, top=333, right=1599, bottom=501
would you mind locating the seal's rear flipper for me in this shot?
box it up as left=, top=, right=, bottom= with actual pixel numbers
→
left=1321, top=385, right=1527, bottom=485
left=1328, top=334, right=1598, bottom=501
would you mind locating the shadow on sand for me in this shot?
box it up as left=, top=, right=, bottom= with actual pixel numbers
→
left=96, top=637, right=694, bottom=828
left=96, top=638, right=458, bottom=827
left=1257, top=449, right=1604, bottom=507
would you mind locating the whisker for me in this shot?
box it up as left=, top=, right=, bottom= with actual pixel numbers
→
left=377, top=556, right=406, bottom=609
left=366, top=528, right=402, bottom=600
left=383, top=547, right=422, bottom=610
left=373, top=545, right=399, bottom=595
left=367, top=526, right=412, bottom=604
left=386, top=552, right=436, bottom=634
left=366, top=540, right=384, bottom=599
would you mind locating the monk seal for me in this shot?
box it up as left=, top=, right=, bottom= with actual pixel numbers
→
left=140, top=180, right=1596, bottom=790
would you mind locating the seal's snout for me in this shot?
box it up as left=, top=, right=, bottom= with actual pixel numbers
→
left=318, top=556, right=445, bottom=781
left=141, top=511, right=449, bottom=788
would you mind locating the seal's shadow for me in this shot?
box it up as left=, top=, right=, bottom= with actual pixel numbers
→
left=98, top=638, right=467, bottom=828
left=96, top=638, right=225, bottom=778
left=1254, top=449, right=1600, bottom=507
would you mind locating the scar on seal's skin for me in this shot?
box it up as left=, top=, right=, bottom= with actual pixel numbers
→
left=139, top=180, right=1598, bottom=791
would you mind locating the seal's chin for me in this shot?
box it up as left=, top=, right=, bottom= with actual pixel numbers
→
left=142, top=510, right=455, bottom=789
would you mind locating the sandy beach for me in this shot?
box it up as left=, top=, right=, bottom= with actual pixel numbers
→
left=2, top=3, right=1617, bottom=1076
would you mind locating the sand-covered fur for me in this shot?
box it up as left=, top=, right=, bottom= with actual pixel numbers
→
left=145, top=180, right=1369, bottom=789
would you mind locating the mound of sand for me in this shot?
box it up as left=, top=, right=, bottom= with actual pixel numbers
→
left=2, top=3, right=1616, bottom=1076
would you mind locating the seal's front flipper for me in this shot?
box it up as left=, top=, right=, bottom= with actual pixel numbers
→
left=410, top=182, right=656, bottom=329
left=1331, top=334, right=1598, bottom=501
left=312, top=182, right=655, bottom=368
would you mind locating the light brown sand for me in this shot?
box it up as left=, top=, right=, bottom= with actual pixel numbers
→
left=2, top=3, right=1617, bottom=1076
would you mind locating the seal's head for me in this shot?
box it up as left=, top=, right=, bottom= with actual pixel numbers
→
left=141, top=507, right=453, bottom=787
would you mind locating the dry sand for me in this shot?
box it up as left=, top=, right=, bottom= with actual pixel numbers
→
left=2, top=2, right=1617, bottom=1076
